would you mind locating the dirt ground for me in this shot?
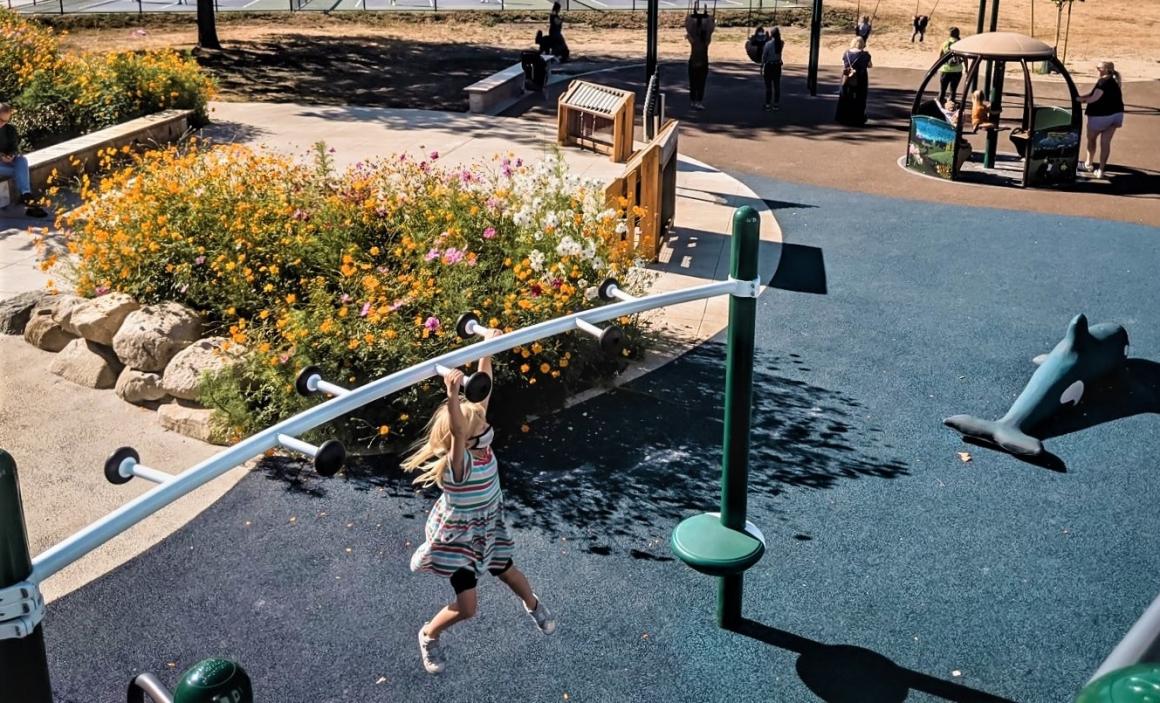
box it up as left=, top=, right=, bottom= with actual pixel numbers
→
left=54, top=0, right=1160, bottom=83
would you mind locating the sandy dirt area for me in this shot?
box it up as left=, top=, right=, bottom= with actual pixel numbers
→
left=54, top=0, right=1160, bottom=81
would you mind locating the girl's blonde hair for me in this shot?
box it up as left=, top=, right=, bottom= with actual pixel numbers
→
left=851, top=36, right=866, bottom=50
left=401, top=400, right=488, bottom=488
left=1098, top=61, right=1121, bottom=85
left=972, top=89, right=986, bottom=104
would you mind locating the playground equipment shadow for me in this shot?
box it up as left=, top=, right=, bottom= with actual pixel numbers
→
left=731, top=619, right=1017, bottom=703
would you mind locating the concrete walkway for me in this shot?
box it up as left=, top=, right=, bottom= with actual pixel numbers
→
left=1, top=101, right=779, bottom=601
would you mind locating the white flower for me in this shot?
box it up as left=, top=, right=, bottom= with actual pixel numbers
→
left=615, top=222, right=628, bottom=235
left=577, top=278, right=588, bottom=289
left=584, top=286, right=598, bottom=301
left=529, top=250, right=545, bottom=272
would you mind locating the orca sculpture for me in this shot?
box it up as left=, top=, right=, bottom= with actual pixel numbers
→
left=944, top=314, right=1129, bottom=457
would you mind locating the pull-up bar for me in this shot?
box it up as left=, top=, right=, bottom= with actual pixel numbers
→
left=0, top=205, right=767, bottom=697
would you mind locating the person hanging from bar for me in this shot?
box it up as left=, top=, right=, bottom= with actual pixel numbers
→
left=406, top=327, right=556, bottom=675
left=912, top=14, right=930, bottom=42
left=685, top=0, right=716, bottom=111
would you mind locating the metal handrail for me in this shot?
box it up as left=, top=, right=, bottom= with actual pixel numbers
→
left=30, top=276, right=753, bottom=584
left=1090, top=593, right=1160, bottom=681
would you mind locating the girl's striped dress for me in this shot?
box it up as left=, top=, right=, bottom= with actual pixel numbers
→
left=410, top=448, right=515, bottom=577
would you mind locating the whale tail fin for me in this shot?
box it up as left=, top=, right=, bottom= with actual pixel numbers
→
left=943, top=415, right=1045, bottom=457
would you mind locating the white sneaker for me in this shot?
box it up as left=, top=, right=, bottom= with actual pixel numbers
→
left=1094, top=168, right=1104, bottom=179
left=526, top=595, right=557, bottom=635
left=418, top=626, right=445, bottom=674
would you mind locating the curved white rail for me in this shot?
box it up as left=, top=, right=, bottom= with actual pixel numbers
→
left=31, top=277, right=755, bottom=583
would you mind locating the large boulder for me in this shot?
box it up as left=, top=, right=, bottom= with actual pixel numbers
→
left=71, top=293, right=139, bottom=346
left=158, top=401, right=228, bottom=445
left=23, top=310, right=77, bottom=352
left=49, top=338, right=124, bottom=389
left=115, top=368, right=169, bottom=405
left=0, top=291, right=47, bottom=335
left=162, top=337, right=245, bottom=401
left=112, top=302, right=202, bottom=372
left=51, top=294, right=88, bottom=336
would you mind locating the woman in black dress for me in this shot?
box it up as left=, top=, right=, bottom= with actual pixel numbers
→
left=547, top=2, right=570, bottom=62
left=836, top=36, right=873, bottom=126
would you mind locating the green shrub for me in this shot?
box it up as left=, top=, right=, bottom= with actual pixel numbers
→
left=61, top=141, right=653, bottom=447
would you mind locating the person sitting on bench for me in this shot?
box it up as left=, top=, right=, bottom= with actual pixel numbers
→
left=0, top=103, right=47, bottom=219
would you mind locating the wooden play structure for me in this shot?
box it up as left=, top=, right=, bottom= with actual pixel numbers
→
left=603, top=119, right=680, bottom=261
left=557, top=81, right=636, bottom=164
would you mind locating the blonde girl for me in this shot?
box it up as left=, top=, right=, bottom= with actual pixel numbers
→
left=1078, top=60, right=1125, bottom=180
left=404, top=328, right=556, bottom=674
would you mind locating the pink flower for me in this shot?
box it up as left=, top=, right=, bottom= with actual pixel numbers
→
left=425, top=248, right=440, bottom=262
left=388, top=299, right=406, bottom=312
left=360, top=302, right=372, bottom=317
left=429, top=150, right=440, bottom=160
left=486, top=196, right=502, bottom=211
left=442, top=248, right=465, bottom=265
left=194, top=256, right=206, bottom=265
left=340, top=293, right=351, bottom=303
left=552, top=278, right=563, bottom=289
left=94, top=285, right=110, bottom=296
left=482, top=227, right=497, bottom=240
left=515, top=158, right=523, bottom=167
left=424, top=316, right=441, bottom=331
left=530, top=283, right=543, bottom=297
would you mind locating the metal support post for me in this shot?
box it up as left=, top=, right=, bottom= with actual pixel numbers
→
left=984, top=60, right=1004, bottom=168
left=646, top=0, right=659, bottom=84
left=0, top=450, right=52, bottom=702
left=716, top=206, right=760, bottom=627
left=807, top=0, right=823, bottom=96
left=670, top=207, right=765, bottom=629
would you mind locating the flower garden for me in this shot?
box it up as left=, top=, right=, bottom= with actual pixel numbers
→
left=55, top=141, right=650, bottom=449
left=0, top=9, right=213, bottom=150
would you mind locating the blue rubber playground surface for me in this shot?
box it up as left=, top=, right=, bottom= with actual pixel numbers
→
left=43, top=178, right=1160, bottom=702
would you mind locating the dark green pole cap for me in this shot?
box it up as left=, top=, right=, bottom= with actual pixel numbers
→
left=173, top=659, right=253, bottom=703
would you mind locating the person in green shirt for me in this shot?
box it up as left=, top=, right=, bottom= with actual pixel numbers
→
left=938, top=27, right=964, bottom=105
left=0, top=103, right=47, bottom=218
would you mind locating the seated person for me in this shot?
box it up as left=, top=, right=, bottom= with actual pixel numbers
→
left=0, top=103, right=47, bottom=219
left=746, top=25, right=769, bottom=63
left=970, top=89, right=995, bottom=131
left=942, top=98, right=962, bottom=126
left=912, top=14, right=930, bottom=43
left=916, top=98, right=948, bottom=121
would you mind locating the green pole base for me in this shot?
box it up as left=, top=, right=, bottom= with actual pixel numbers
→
left=174, top=659, right=253, bottom=703
left=1076, top=664, right=1160, bottom=703
left=671, top=513, right=765, bottom=577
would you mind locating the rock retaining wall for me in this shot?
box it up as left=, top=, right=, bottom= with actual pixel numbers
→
left=2, top=290, right=240, bottom=446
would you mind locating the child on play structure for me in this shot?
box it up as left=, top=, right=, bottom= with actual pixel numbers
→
left=855, top=15, right=873, bottom=42
left=970, top=89, right=995, bottom=132
left=406, top=329, right=556, bottom=675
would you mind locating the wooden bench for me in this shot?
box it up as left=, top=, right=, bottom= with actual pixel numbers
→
left=1, top=109, right=193, bottom=210
left=465, top=56, right=558, bottom=116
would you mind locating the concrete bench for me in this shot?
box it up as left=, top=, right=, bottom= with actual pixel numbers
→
left=0, top=109, right=193, bottom=209
left=465, top=56, right=559, bottom=116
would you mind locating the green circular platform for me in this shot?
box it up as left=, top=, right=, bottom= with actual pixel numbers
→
left=1076, top=664, right=1160, bottom=703
left=671, top=512, right=765, bottom=576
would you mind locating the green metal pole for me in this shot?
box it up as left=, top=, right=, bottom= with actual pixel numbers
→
left=716, top=206, right=760, bottom=628
left=983, top=0, right=1000, bottom=105
left=807, top=0, right=823, bottom=96
left=0, top=450, right=53, bottom=702
left=971, top=0, right=987, bottom=92
left=984, top=60, right=1005, bottom=168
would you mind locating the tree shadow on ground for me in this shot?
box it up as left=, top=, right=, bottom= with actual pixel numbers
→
left=732, top=618, right=1018, bottom=703
left=257, top=342, right=909, bottom=544
left=194, top=33, right=623, bottom=111
left=496, top=341, right=909, bottom=539
left=513, top=61, right=915, bottom=145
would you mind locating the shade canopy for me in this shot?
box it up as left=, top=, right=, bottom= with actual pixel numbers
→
left=951, top=31, right=1056, bottom=59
